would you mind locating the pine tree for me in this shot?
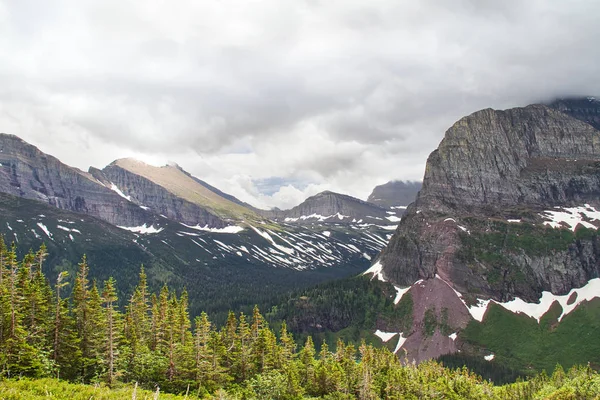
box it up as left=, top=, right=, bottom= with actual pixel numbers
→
left=51, top=271, right=80, bottom=380
left=232, top=312, right=252, bottom=383
left=194, top=312, right=212, bottom=389
left=298, top=336, right=317, bottom=395
left=102, top=277, right=120, bottom=385
left=72, top=256, right=105, bottom=381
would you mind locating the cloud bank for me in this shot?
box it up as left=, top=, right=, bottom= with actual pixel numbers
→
left=1, top=0, right=599, bottom=209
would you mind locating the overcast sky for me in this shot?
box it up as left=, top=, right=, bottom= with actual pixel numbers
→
left=1, top=0, right=599, bottom=209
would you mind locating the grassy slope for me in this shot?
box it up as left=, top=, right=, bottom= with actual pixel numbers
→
left=461, top=298, right=600, bottom=373
left=113, top=159, right=260, bottom=222
left=0, top=378, right=185, bottom=399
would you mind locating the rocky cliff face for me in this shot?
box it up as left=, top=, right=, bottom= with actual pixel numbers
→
left=549, top=97, right=600, bottom=131
left=367, top=181, right=422, bottom=208
left=263, top=191, right=389, bottom=224
left=368, top=102, right=600, bottom=363
left=91, top=164, right=228, bottom=228
left=418, top=105, right=600, bottom=214
left=0, top=133, right=149, bottom=226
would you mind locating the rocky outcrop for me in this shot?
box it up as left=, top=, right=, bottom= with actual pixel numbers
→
left=367, top=181, right=422, bottom=208
left=378, top=105, right=600, bottom=298
left=377, top=104, right=600, bottom=300
left=0, top=133, right=149, bottom=226
left=417, top=105, right=600, bottom=214
left=369, top=102, right=600, bottom=362
left=262, top=191, right=389, bottom=224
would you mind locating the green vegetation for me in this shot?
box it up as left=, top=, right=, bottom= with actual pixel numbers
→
left=2, top=364, right=600, bottom=399
left=266, top=276, right=412, bottom=351
left=457, top=218, right=600, bottom=295
left=0, top=192, right=367, bottom=326
left=461, top=299, right=600, bottom=373
left=1, top=239, right=599, bottom=398
left=0, top=378, right=183, bottom=399
left=459, top=217, right=590, bottom=257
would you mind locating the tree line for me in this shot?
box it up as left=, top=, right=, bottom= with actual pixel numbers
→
left=1, top=238, right=599, bottom=399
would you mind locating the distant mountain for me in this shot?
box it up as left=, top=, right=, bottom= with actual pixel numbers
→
left=90, top=158, right=260, bottom=228
left=0, top=134, right=400, bottom=318
left=367, top=180, right=422, bottom=209
left=262, top=190, right=396, bottom=225
left=548, top=96, right=600, bottom=130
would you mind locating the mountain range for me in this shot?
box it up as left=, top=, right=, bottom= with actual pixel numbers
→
left=0, top=133, right=411, bottom=317
left=2, top=96, right=599, bottom=378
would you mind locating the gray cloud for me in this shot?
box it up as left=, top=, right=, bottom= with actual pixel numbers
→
left=0, top=0, right=599, bottom=208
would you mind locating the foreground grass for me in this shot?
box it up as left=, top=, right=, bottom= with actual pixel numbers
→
left=0, top=378, right=185, bottom=400
left=2, top=364, right=600, bottom=400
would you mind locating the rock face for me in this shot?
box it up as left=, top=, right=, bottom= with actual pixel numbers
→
left=91, top=163, right=228, bottom=228
left=549, top=97, right=600, bottom=131
left=379, top=105, right=600, bottom=296
left=418, top=105, right=600, bottom=214
left=262, top=191, right=389, bottom=224
left=0, top=134, right=149, bottom=226
left=367, top=181, right=422, bottom=208
left=369, top=102, right=600, bottom=362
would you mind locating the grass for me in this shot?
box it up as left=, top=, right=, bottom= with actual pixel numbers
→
left=461, top=298, right=600, bottom=374
left=0, top=378, right=186, bottom=399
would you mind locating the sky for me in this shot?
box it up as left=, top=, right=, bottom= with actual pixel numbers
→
left=0, top=0, right=599, bottom=210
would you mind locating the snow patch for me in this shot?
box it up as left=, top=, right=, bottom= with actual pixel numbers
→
left=181, top=223, right=245, bottom=234
left=362, top=253, right=372, bottom=261
left=109, top=183, right=132, bottom=201
left=284, top=213, right=349, bottom=222
left=118, top=224, right=164, bottom=234
left=36, top=223, right=53, bottom=239
left=499, top=278, right=600, bottom=322
left=449, top=333, right=457, bottom=341
left=374, top=330, right=397, bottom=342
left=322, top=230, right=331, bottom=237
left=468, top=299, right=492, bottom=322
left=393, top=285, right=411, bottom=304
left=467, top=278, right=600, bottom=323
left=484, top=354, right=495, bottom=361
left=541, top=204, right=600, bottom=231
left=363, top=261, right=386, bottom=282
left=507, top=219, right=521, bottom=223
left=57, top=225, right=81, bottom=234
left=394, top=333, right=407, bottom=354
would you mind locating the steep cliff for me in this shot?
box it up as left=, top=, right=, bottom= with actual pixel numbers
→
left=367, top=103, right=600, bottom=363
left=0, top=133, right=150, bottom=226
left=91, top=162, right=229, bottom=228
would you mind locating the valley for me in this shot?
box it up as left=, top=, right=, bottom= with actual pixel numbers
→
left=1, top=98, right=600, bottom=398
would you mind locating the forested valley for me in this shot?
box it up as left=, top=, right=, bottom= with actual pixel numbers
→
left=1, top=238, right=599, bottom=399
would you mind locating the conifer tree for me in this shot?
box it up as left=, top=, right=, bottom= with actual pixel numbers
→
left=232, top=312, right=252, bottom=383
left=51, top=271, right=80, bottom=380
left=102, top=277, right=120, bottom=385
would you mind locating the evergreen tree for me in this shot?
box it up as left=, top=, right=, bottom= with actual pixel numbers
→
left=102, top=277, right=120, bottom=385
